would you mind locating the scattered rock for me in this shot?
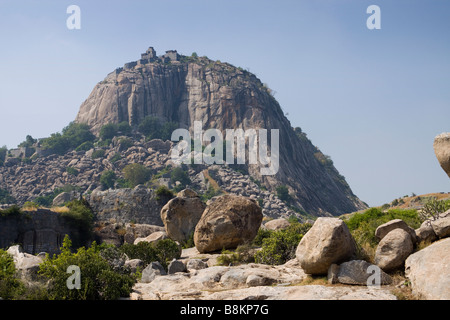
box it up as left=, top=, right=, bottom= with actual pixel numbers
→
left=194, top=195, right=262, bottom=253
left=405, top=238, right=450, bottom=300
left=374, top=229, right=413, bottom=272
left=295, top=217, right=356, bottom=275
left=167, top=259, right=187, bottom=274
left=415, top=221, right=437, bottom=243
left=430, top=216, right=450, bottom=238
left=124, top=259, right=144, bottom=273
left=160, top=189, right=206, bottom=243
left=140, top=261, right=167, bottom=283
left=134, top=231, right=168, bottom=245
left=264, top=218, right=290, bottom=231
left=186, top=259, right=208, bottom=271
left=337, top=260, right=392, bottom=286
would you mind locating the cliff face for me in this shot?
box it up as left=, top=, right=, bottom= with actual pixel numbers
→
left=75, top=49, right=367, bottom=216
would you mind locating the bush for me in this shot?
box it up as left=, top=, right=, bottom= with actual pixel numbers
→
left=40, top=122, right=95, bottom=155
left=420, top=198, right=450, bottom=221
left=254, top=222, right=311, bottom=265
left=75, top=141, right=94, bottom=152
left=170, top=166, right=191, bottom=189
left=0, top=188, right=16, bottom=204
left=276, top=185, right=291, bottom=202
left=39, top=236, right=136, bottom=300
left=99, top=123, right=118, bottom=141
left=155, top=185, right=174, bottom=200
left=100, top=170, right=117, bottom=190
left=122, top=163, right=151, bottom=188
left=119, top=239, right=181, bottom=271
left=0, top=249, right=25, bottom=299
left=344, top=207, right=423, bottom=259
left=91, top=149, right=106, bottom=159
left=61, top=199, right=94, bottom=248
left=66, top=167, right=79, bottom=176
left=217, top=244, right=256, bottom=266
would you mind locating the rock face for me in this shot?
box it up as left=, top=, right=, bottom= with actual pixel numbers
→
left=405, top=238, right=450, bottom=300
left=194, top=195, right=262, bottom=253
left=86, top=185, right=166, bottom=225
left=295, top=217, right=356, bottom=275
left=0, top=209, right=83, bottom=255
left=160, top=189, right=206, bottom=243
left=374, top=229, right=414, bottom=272
left=433, top=132, right=450, bottom=178
left=74, top=47, right=366, bottom=217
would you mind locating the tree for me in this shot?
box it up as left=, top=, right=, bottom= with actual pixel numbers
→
left=18, top=135, right=37, bottom=148
left=138, top=116, right=161, bottom=139
left=122, top=163, right=151, bottom=188
left=99, top=123, right=118, bottom=141
left=39, top=236, right=135, bottom=300
left=100, top=170, right=117, bottom=190
left=276, top=185, right=291, bottom=202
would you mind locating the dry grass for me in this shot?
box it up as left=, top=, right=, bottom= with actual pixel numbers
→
left=50, top=206, right=70, bottom=213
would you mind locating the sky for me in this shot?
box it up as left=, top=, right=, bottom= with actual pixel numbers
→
left=0, top=0, right=449, bottom=207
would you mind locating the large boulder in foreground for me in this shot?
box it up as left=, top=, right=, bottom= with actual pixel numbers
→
left=434, top=132, right=450, bottom=178
left=405, top=238, right=450, bottom=300
left=194, top=195, right=262, bottom=253
left=295, top=218, right=356, bottom=275
left=161, top=189, right=206, bottom=243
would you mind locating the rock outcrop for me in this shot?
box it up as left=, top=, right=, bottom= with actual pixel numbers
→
left=295, top=217, right=356, bottom=275
left=194, top=195, right=262, bottom=253
left=433, top=132, right=450, bottom=178
left=74, top=47, right=366, bottom=217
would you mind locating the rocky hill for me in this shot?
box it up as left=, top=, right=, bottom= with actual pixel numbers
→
left=74, top=47, right=366, bottom=216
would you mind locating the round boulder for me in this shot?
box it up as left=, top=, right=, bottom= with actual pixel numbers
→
left=194, top=195, right=263, bottom=253
left=295, top=217, right=356, bottom=275
left=433, top=132, right=450, bottom=178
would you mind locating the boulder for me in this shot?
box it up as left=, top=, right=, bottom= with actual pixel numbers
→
left=415, top=221, right=437, bottom=243
left=264, top=218, right=290, bottom=231
left=430, top=216, right=450, bottom=238
left=374, top=229, right=413, bottom=272
left=134, top=231, right=168, bottom=245
left=194, top=195, right=262, bottom=253
left=124, top=259, right=144, bottom=273
left=433, top=132, right=450, bottom=178
left=295, top=217, right=356, bottom=275
left=375, top=219, right=417, bottom=243
left=167, top=259, right=187, bottom=274
left=405, top=238, right=450, bottom=300
left=6, top=245, right=43, bottom=281
left=160, top=189, right=206, bottom=243
left=140, top=261, right=167, bottom=283
left=337, top=260, right=392, bottom=286
left=52, top=191, right=78, bottom=206
left=186, top=259, right=208, bottom=271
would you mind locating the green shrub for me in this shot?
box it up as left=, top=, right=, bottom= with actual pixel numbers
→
left=155, top=185, right=174, bottom=200
left=39, top=236, right=136, bottom=300
left=0, top=249, right=26, bottom=299
left=61, top=199, right=94, bottom=248
left=91, top=149, right=106, bottom=159
left=75, top=141, right=94, bottom=152
left=99, top=123, right=118, bottom=141
left=254, top=222, right=311, bottom=265
left=119, top=239, right=181, bottom=271
left=420, top=198, right=450, bottom=221
left=344, top=207, right=423, bottom=250
left=66, top=167, right=79, bottom=176
left=0, top=188, right=16, bottom=204
left=41, top=122, right=95, bottom=155
left=122, top=163, right=151, bottom=188
left=217, top=244, right=256, bottom=266
left=276, top=185, right=291, bottom=202
left=0, top=205, right=22, bottom=218
left=100, top=170, right=117, bottom=190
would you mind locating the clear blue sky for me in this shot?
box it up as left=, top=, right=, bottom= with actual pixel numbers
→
left=0, top=0, right=449, bottom=207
